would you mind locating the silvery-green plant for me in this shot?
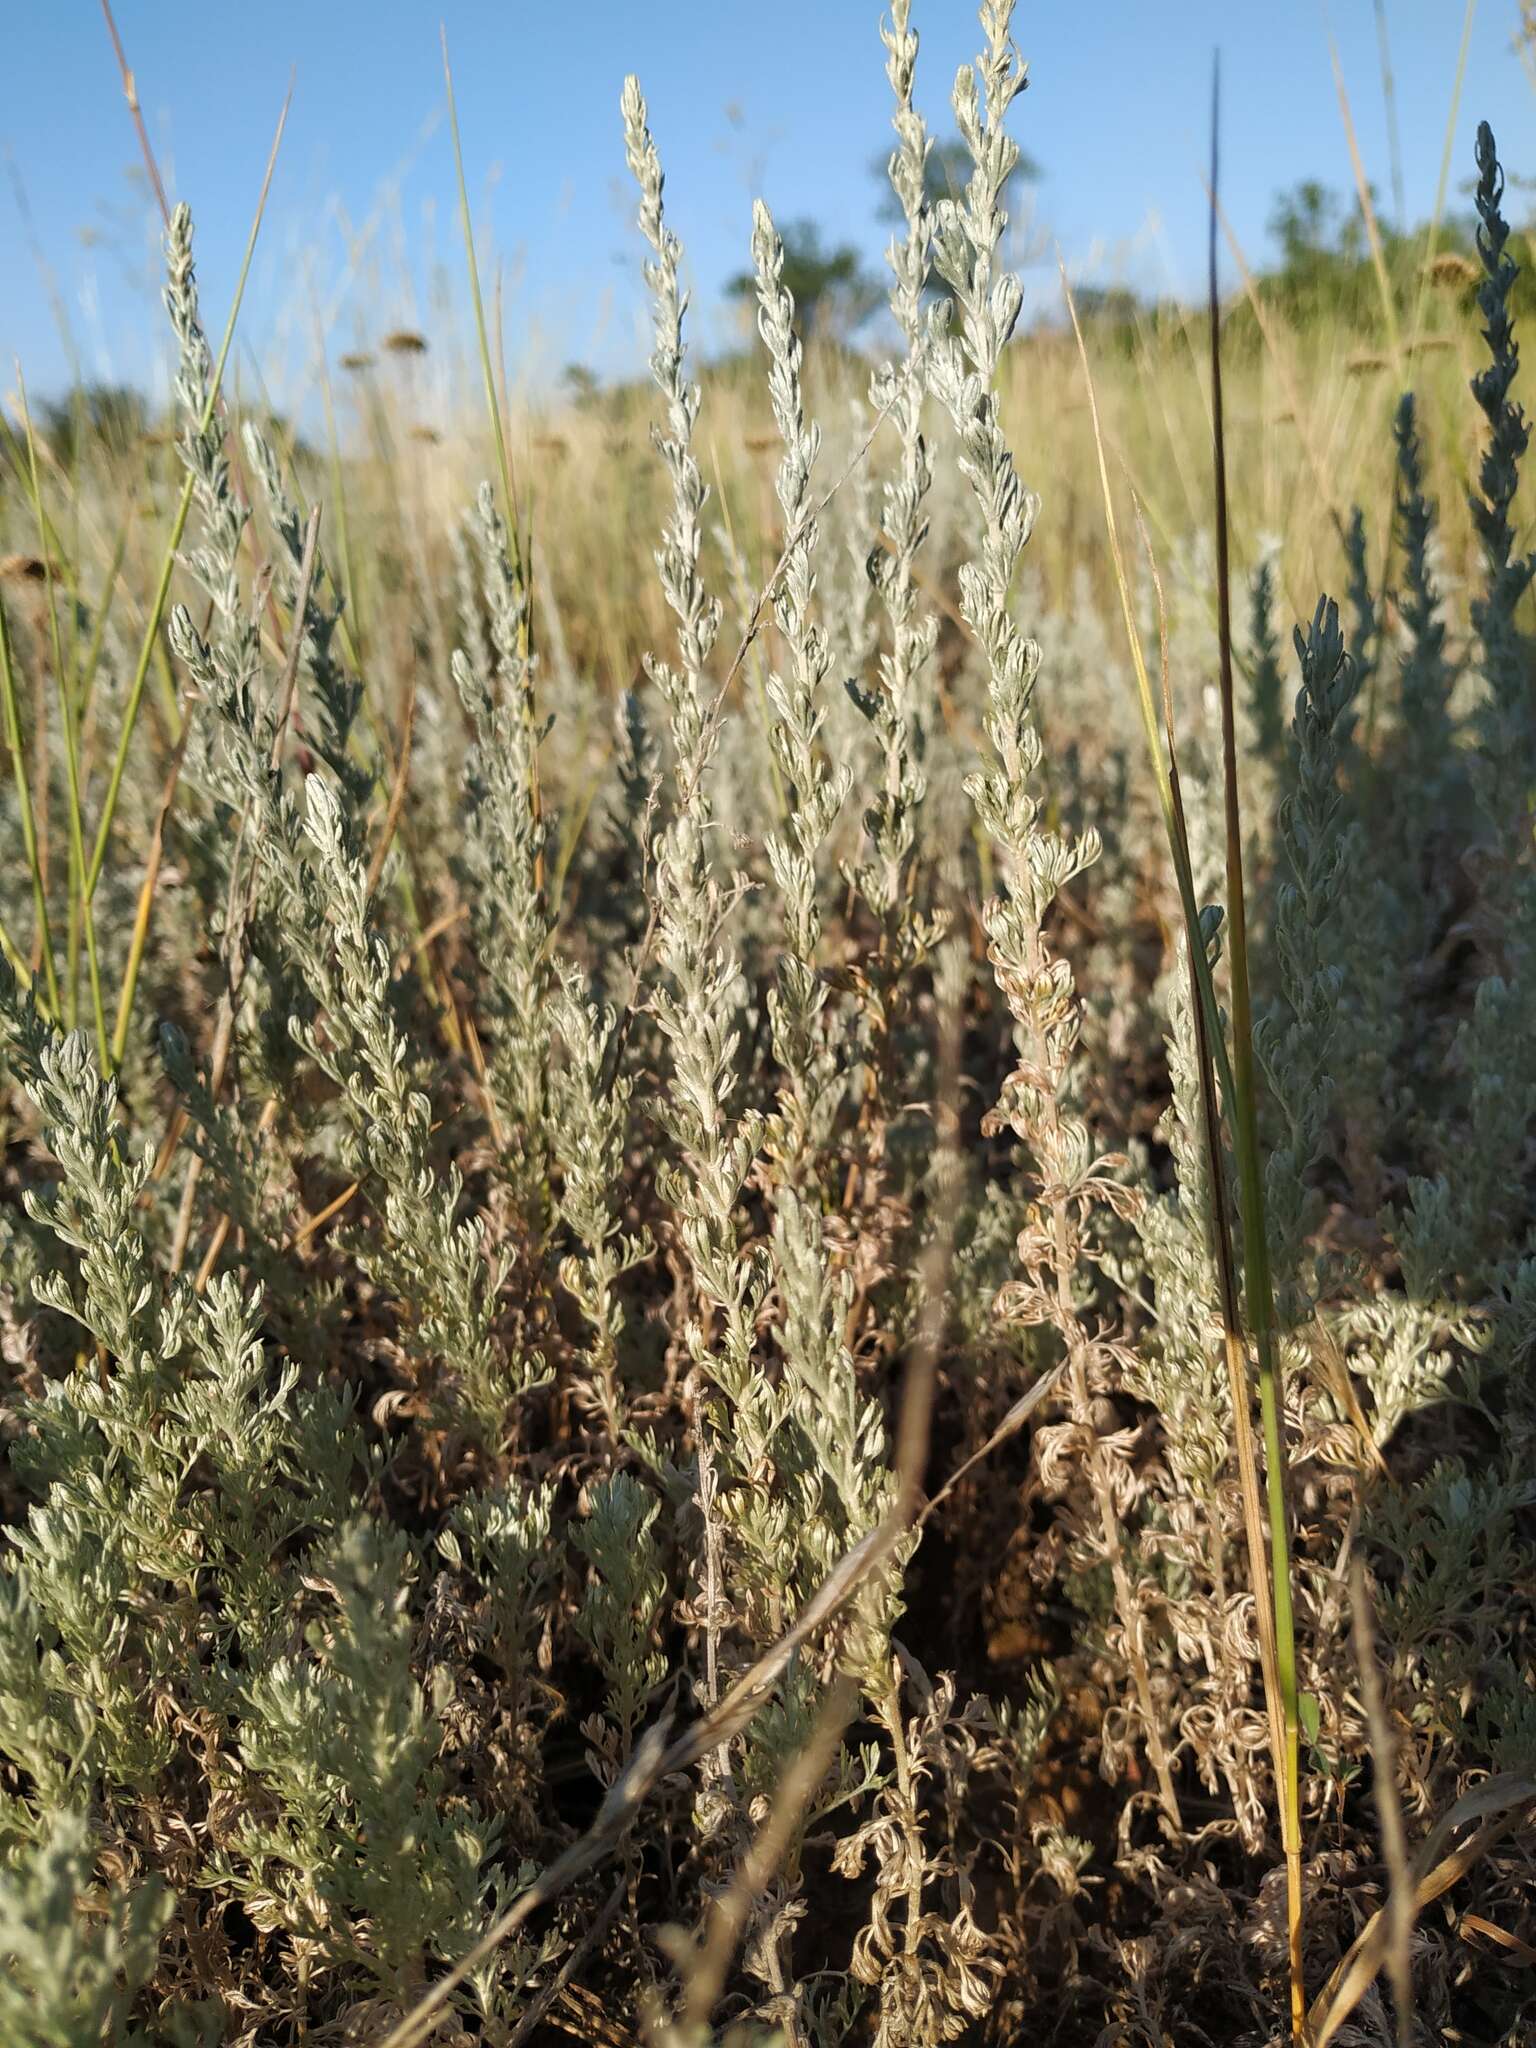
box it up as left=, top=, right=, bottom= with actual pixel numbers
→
left=752, top=197, right=853, bottom=1182
left=243, top=421, right=370, bottom=815
left=1128, top=918, right=1232, bottom=1513
left=1255, top=597, right=1358, bottom=1316
left=453, top=480, right=553, bottom=1220
left=217, top=1519, right=501, bottom=1998
left=1467, top=120, right=1536, bottom=867
left=620, top=88, right=928, bottom=2037
left=1432, top=122, right=1536, bottom=1286
left=926, top=0, right=1178, bottom=1834
left=0, top=1815, right=171, bottom=2048
left=841, top=0, right=946, bottom=1202
left=620, top=75, right=765, bottom=1791
left=1342, top=502, right=1380, bottom=699
left=3, top=12, right=1536, bottom=2047
left=263, top=773, right=539, bottom=1435
left=549, top=965, right=652, bottom=1440
left=1392, top=392, right=1456, bottom=803
left=1244, top=549, right=1286, bottom=767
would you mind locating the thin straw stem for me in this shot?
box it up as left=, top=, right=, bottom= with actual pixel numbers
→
left=1209, top=61, right=1303, bottom=2040
left=0, top=593, right=60, bottom=1017
left=16, top=367, right=107, bottom=1062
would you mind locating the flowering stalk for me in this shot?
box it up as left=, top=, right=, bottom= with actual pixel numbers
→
left=927, top=0, right=1181, bottom=1837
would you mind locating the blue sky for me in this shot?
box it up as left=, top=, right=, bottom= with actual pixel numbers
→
left=1, top=3, right=1528, bottom=413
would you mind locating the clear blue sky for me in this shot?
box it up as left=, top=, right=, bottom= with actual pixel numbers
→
left=2, top=3, right=1528, bottom=414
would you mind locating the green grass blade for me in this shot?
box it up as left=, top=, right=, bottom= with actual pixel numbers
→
left=74, top=512, right=132, bottom=729
left=17, top=366, right=107, bottom=1062
left=441, top=28, right=522, bottom=567
left=0, top=592, right=61, bottom=1018
left=1208, top=70, right=1303, bottom=2040
left=441, top=27, right=543, bottom=877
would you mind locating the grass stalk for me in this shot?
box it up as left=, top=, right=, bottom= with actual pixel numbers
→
left=16, top=367, right=107, bottom=1062
left=440, top=31, right=523, bottom=570
left=1329, top=35, right=1404, bottom=382
left=73, top=512, right=131, bottom=731
left=1204, top=188, right=1350, bottom=555
left=1372, top=0, right=1407, bottom=231
left=1208, top=70, right=1304, bottom=2037
left=0, top=909, right=27, bottom=989
left=98, top=0, right=173, bottom=228
left=1065, top=205, right=1302, bottom=2031
left=0, top=593, right=60, bottom=1017
left=441, top=27, right=543, bottom=887
left=1132, top=490, right=1289, bottom=1779
left=1407, top=0, right=1478, bottom=352
left=110, top=725, right=189, bottom=1069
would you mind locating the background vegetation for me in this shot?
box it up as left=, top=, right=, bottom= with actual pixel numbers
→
left=1, top=4, right=1535, bottom=2046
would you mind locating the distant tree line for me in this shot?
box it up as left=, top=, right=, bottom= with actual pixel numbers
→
left=1254, top=175, right=1536, bottom=329
left=16, top=146, right=1533, bottom=466
left=708, top=143, right=1534, bottom=353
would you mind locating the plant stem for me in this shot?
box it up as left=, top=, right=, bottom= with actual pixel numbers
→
left=17, top=369, right=107, bottom=1062
left=0, top=595, right=60, bottom=1018
left=1209, top=61, right=1303, bottom=2037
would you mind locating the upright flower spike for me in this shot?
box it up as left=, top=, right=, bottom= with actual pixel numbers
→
left=1255, top=598, right=1359, bottom=1317
left=1468, top=121, right=1536, bottom=866
left=927, top=0, right=1181, bottom=1845
left=622, top=72, right=762, bottom=1834
left=549, top=966, right=652, bottom=1441
left=1246, top=551, right=1287, bottom=767
left=255, top=773, right=542, bottom=1436
left=165, top=205, right=249, bottom=651
left=1448, top=120, right=1536, bottom=1279
left=855, top=0, right=939, bottom=934
left=453, top=480, right=554, bottom=1221
left=752, top=197, right=852, bottom=1177
left=162, top=206, right=274, bottom=839
left=243, top=424, right=370, bottom=817
left=1341, top=505, right=1380, bottom=704
left=1392, top=394, right=1453, bottom=776
left=837, top=0, right=945, bottom=1239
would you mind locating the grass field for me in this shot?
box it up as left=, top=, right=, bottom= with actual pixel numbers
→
left=1, top=5, right=1535, bottom=2045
